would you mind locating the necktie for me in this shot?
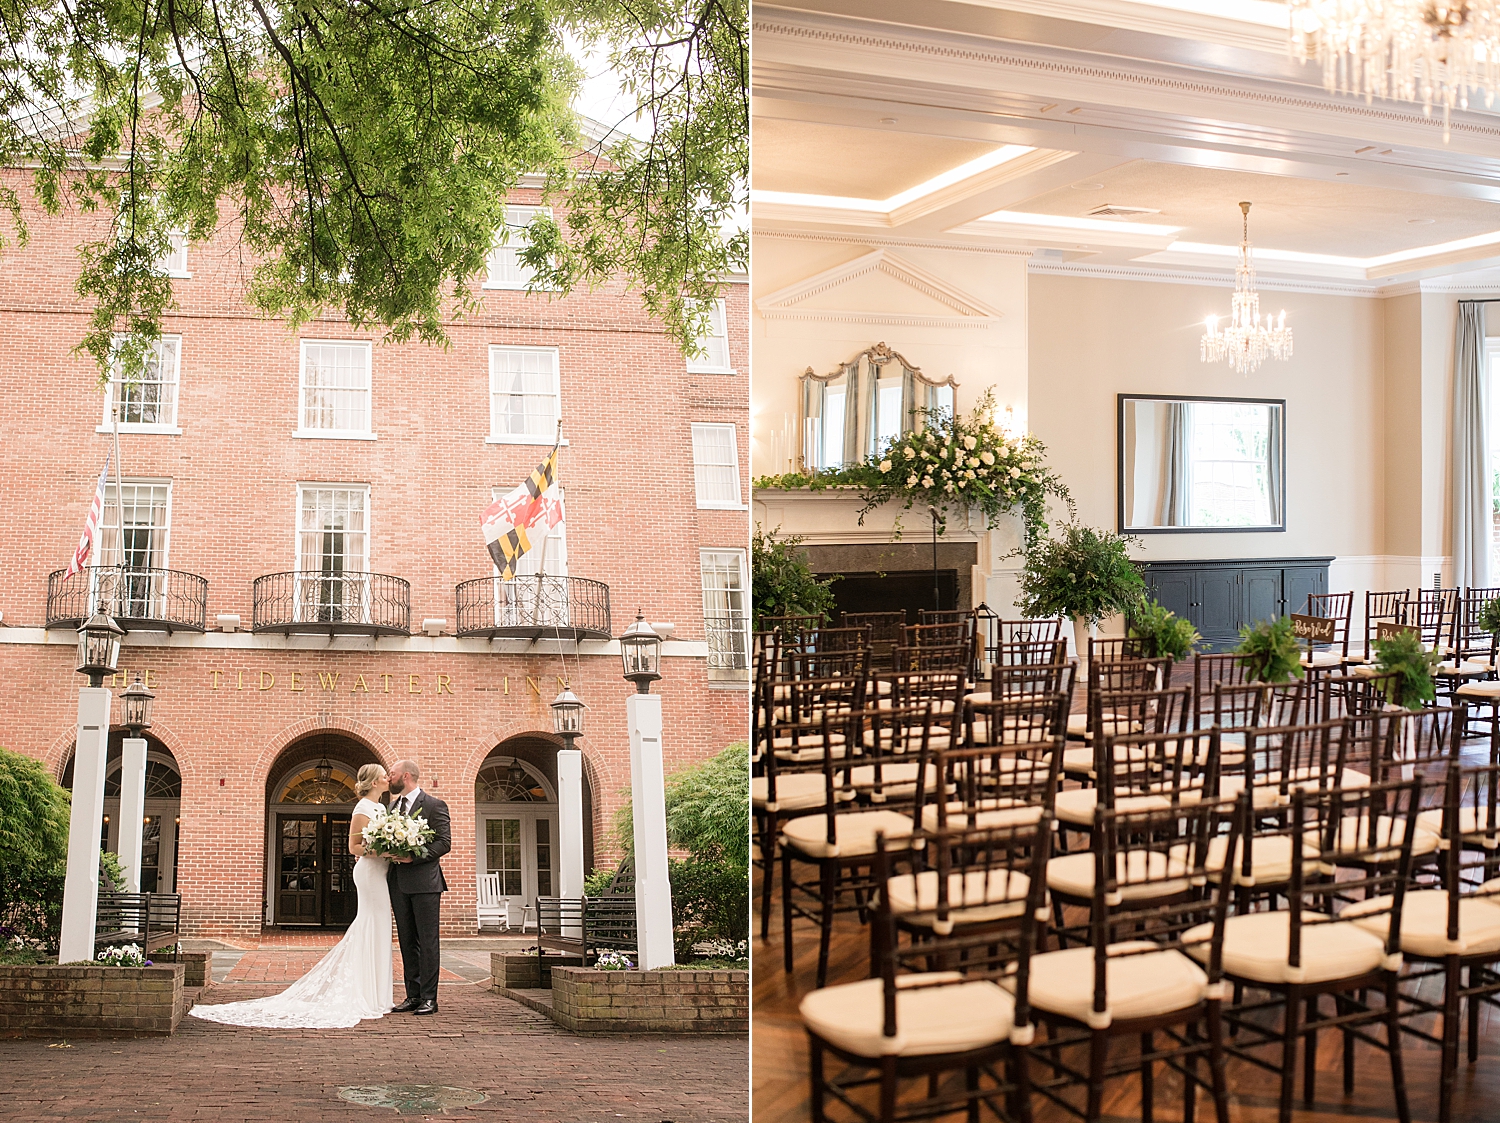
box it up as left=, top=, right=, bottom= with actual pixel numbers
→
left=398, top=796, right=409, bottom=815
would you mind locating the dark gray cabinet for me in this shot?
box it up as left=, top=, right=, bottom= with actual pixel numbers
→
left=1138, top=557, right=1333, bottom=652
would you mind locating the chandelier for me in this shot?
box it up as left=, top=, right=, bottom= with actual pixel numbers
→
left=1289, top=0, right=1500, bottom=136
left=1201, top=202, right=1293, bottom=376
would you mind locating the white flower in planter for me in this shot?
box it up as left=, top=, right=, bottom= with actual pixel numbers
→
left=878, top=459, right=892, bottom=472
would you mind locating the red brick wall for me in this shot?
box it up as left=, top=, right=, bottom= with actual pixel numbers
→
left=0, top=178, right=750, bottom=940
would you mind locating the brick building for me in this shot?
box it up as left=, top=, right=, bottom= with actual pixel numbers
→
left=0, top=175, right=750, bottom=940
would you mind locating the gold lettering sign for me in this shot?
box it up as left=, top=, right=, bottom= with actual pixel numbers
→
left=1376, top=621, right=1421, bottom=642
left=1290, top=614, right=1337, bottom=644
left=206, top=669, right=466, bottom=698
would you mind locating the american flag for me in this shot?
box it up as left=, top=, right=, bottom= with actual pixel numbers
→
left=481, top=444, right=563, bottom=579
left=68, top=454, right=111, bottom=577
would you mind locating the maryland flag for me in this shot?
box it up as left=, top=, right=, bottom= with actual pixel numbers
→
left=481, top=443, right=564, bottom=579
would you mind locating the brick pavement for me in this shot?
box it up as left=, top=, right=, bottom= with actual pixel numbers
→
left=224, top=949, right=466, bottom=984
left=0, top=981, right=749, bottom=1122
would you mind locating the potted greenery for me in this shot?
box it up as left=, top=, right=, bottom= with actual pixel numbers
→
left=751, top=526, right=838, bottom=631
left=1128, top=600, right=1200, bottom=661
left=1234, top=616, right=1305, bottom=684
left=1016, top=523, right=1146, bottom=680
left=1371, top=628, right=1439, bottom=708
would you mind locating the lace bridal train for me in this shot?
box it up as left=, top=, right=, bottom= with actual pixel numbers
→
left=190, top=796, right=394, bottom=1029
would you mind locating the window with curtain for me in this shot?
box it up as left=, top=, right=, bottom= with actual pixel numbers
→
left=687, top=300, right=733, bottom=372
left=489, top=346, right=560, bottom=443
left=105, top=336, right=181, bottom=430
left=297, top=486, right=369, bottom=622
left=1486, top=340, right=1500, bottom=576
left=299, top=341, right=372, bottom=435
left=1187, top=402, right=1273, bottom=527
left=97, top=481, right=171, bottom=617
left=485, top=206, right=549, bottom=289
left=691, top=423, right=742, bottom=507
left=700, top=549, right=749, bottom=676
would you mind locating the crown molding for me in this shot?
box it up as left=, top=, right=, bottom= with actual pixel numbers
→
left=1025, top=258, right=1393, bottom=297
left=756, top=247, right=1005, bottom=326
left=975, top=0, right=1287, bottom=54
left=754, top=228, right=1037, bottom=257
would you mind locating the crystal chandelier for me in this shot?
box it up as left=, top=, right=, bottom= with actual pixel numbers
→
left=1289, top=0, right=1500, bottom=137
left=1201, top=202, right=1292, bottom=376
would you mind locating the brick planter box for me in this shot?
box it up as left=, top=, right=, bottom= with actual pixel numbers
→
left=549, top=966, right=747, bottom=1034
left=490, top=951, right=583, bottom=991
left=180, top=952, right=210, bottom=988
left=0, top=964, right=186, bottom=1038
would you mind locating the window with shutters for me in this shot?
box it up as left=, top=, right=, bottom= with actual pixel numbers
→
left=691, top=423, right=743, bottom=508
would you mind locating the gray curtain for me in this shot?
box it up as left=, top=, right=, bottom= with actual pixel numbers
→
left=843, top=362, right=862, bottom=467
left=1160, top=402, right=1192, bottom=527
left=901, top=368, right=916, bottom=437
left=1453, top=302, right=1491, bottom=590
left=1267, top=405, right=1283, bottom=526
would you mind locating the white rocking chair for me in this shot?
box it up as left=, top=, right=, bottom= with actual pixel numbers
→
left=476, top=872, right=510, bottom=931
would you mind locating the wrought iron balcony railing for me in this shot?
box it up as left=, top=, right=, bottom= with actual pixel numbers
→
left=251, top=571, right=411, bottom=636
left=704, top=610, right=750, bottom=671
left=455, top=575, right=611, bottom=641
left=46, top=566, right=209, bottom=633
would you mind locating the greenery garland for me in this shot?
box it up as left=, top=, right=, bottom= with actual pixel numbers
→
left=753, top=389, right=1072, bottom=546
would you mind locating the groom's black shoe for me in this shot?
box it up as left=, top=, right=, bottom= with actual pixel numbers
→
left=412, top=1001, right=438, bottom=1016
left=391, top=998, right=422, bottom=1013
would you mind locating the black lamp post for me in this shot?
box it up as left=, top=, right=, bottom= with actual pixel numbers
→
left=75, top=611, right=125, bottom=688
left=551, top=688, right=586, bottom=749
left=120, top=674, right=155, bottom=734
left=620, top=611, right=663, bottom=694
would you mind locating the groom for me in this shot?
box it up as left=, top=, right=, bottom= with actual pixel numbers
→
left=386, top=758, right=451, bottom=1016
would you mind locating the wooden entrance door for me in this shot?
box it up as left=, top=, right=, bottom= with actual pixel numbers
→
left=274, top=813, right=357, bottom=927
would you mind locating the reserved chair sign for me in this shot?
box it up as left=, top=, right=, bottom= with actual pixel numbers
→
left=1375, top=620, right=1421, bottom=641
left=1290, top=614, right=1337, bottom=643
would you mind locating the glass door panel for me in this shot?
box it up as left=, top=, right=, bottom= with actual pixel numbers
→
left=484, top=818, right=523, bottom=897
left=276, top=815, right=321, bottom=924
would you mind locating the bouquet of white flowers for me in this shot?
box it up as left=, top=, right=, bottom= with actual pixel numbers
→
left=362, top=810, right=436, bottom=860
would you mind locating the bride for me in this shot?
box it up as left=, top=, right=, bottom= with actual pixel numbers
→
left=190, top=763, right=394, bottom=1028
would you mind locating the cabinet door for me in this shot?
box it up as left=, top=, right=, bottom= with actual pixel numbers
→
left=1283, top=567, right=1327, bottom=617
left=1196, top=568, right=1241, bottom=645
left=1244, top=569, right=1282, bottom=627
left=1150, top=570, right=1195, bottom=625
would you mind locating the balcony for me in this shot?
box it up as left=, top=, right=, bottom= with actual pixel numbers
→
left=252, top=571, right=411, bottom=636
left=46, top=566, right=209, bottom=633
left=455, top=575, right=611, bottom=641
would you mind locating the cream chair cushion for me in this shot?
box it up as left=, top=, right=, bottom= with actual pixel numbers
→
left=920, top=800, right=1044, bottom=832
left=1300, top=650, right=1345, bottom=668
left=780, top=810, right=915, bottom=859
left=887, top=869, right=1032, bottom=927
left=1183, top=910, right=1390, bottom=985
left=1342, top=890, right=1500, bottom=958
left=1327, top=813, right=1440, bottom=862
left=752, top=773, right=827, bottom=812
left=1046, top=846, right=1193, bottom=903
left=1061, top=741, right=1151, bottom=776
left=1205, top=833, right=1321, bottom=886
left=1437, top=660, right=1490, bottom=677
left=1064, top=713, right=1143, bottom=741
left=1020, top=941, right=1209, bottom=1029
left=1415, top=805, right=1500, bottom=841
left=1052, top=789, right=1172, bottom=826
left=801, top=973, right=1016, bottom=1057
left=1456, top=680, right=1500, bottom=699
left=845, top=762, right=924, bottom=795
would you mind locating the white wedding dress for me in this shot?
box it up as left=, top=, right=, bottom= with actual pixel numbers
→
left=190, top=797, right=395, bottom=1028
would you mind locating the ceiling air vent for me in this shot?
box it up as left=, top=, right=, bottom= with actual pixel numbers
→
left=1086, top=204, right=1161, bottom=218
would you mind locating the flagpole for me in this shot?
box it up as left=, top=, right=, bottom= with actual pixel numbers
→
left=531, top=422, right=562, bottom=625
left=111, top=366, right=127, bottom=618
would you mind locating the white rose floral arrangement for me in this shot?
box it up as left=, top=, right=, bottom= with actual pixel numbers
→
left=855, top=388, right=1071, bottom=545
left=362, top=810, right=436, bottom=860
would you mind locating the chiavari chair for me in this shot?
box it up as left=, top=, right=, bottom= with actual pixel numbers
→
left=1412, top=587, right=1461, bottom=657
left=1351, top=589, right=1411, bottom=665
left=843, top=610, right=906, bottom=671
left=975, top=616, right=1067, bottom=670
left=1060, top=684, right=1193, bottom=786
left=1064, top=656, right=1173, bottom=751
left=1299, top=591, right=1353, bottom=673
left=918, top=608, right=970, bottom=627
left=1194, top=779, right=1422, bottom=1123
left=904, top=621, right=970, bottom=650
left=801, top=820, right=1050, bottom=1123
left=1373, top=762, right=1500, bottom=1123
left=968, top=640, right=1070, bottom=704
left=812, top=624, right=873, bottom=654
left=976, top=659, right=1075, bottom=708
left=1026, top=795, right=1243, bottom=1123
left=893, top=642, right=970, bottom=674
left=1088, top=635, right=1147, bottom=664
left=780, top=701, right=958, bottom=987
left=1441, top=590, right=1500, bottom=712
left=1210, top=679, right=1310, bottom=768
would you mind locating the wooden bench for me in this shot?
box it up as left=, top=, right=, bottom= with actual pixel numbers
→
left=94, top=892, right=182, bottom=962
left=536, top=861, right=637, bottom=967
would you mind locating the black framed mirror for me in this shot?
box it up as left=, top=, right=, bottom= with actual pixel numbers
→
left=1117, top=393, right=1285, bottom=534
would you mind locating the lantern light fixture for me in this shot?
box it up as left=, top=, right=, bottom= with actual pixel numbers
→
left=120, top=674, right=155, bottom=735
left=75, top=612, right=125, bottom=687
left=620, top=611, right=663, bottom=694
left=551, top=688, right=587, bottom=742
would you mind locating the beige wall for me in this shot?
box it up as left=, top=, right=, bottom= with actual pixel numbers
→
left=1029, top=274, right=1386, bottom=569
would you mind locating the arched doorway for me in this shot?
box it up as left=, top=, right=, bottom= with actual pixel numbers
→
left=61, top=735, right=182, bottom=892
left=264, top=733, right=380, bottom=929
left=473, top=735, right=592, bottom=929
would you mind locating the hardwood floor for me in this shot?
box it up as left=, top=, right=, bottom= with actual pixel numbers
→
left=752, top=678, right=1500, bottom=1122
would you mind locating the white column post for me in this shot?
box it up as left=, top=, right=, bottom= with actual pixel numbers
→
left=557, top=748, right=585, bottom=899
left=627, top=692, right=675, bottom=969
left=58, top=687, right=112, bottom=964
left=116, top=736, right=148, bottom=892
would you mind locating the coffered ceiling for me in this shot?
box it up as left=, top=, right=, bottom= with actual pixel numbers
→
left=751, top=0, right=1500, bottom=290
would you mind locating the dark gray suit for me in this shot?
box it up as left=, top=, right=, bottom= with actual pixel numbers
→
left=386, top=789, right=451, bottom=1005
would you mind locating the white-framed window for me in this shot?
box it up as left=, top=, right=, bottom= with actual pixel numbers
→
left=156, top=230, right=190, bottom=278
left=297, top=340, right=374, bottom=439
left=691, top=423, right=743, bottom=508
left=484, top=206, right=551, bottom=290
left=296, top=484, right=370, bottom=624
left=488, top=346, right=560, bottom=444
left=94, top=480, right=172, bottom=618
left=686, top=300, right=734, bottom=373
left=100, top=335, right=182, bottom=434
left=1187, top=401, right=1273, bottom=528
left=701, top=548, right=749, bottom=677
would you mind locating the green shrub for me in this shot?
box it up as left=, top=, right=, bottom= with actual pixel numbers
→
left=0, top=746, right=71, bottom=952
left=752, top=525, right=838, bottom=629
left=668, top=858, right=749, bottom=960
left=582, top=867, right=617, bottom=897
left=1016, top=523, right=1145, bottom=625
left=99, top=851, right=126, bottom=891
left=1479, top=597, right=1500, bottom=636
left=1128, top=600, right=1200, bottom=660
left=1235, top=617, right=1305, bottom=684
left=1372, top=628, right=1440, bottom=707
